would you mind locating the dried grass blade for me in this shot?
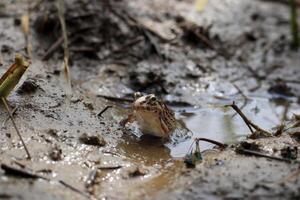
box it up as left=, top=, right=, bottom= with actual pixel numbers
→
left=57, top=0, right=72, bottom=98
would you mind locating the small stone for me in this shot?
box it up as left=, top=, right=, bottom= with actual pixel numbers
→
left=49, top=145, right=62, bottom=161
left=79, top=133, right=106, bottom=146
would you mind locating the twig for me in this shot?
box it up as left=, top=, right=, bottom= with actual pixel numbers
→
left=236, top=148, right=294, bottom=163
left=97, top=105, right=113, bottom=118
left=231, top=83, right=249, bottom=118
left=59, top=180, right=91, bottom=199
left=97, top=95, right=133, bottom=103
left=195, top=137, right=227, bottom=149
left=98, top=165, right=122, bottom=170
left=42, top=36, right=64, bottom=60
left=21, top=0, right=32, bottom=58
left=1, top=163, right=91, bottom=199
left=228, top=102, right=254, bottom=134
left=226, top=102, right=272, bottom=137
left=1, top=164, right=47, bottom=180
left=2, top=106, right=18, bottom=128
left=57, top=0, right=72, bottom=97
left=1, top=97, right=31, bottom=159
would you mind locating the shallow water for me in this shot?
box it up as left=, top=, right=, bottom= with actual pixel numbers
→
left=158, top=97, right=299, bottom=157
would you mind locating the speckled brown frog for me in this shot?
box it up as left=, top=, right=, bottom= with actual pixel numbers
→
left=121, top=92, right=189, bottom=139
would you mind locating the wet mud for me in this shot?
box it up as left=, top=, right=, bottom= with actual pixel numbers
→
left=0, top=0, right=300, bottom=199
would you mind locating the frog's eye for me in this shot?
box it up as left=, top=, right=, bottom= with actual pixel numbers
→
left=150, top=96, right=157, bottom=101
left=134, top=92, right=142, bottom=99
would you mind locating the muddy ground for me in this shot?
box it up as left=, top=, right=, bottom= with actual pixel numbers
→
left=0, top=0, right=300, bottom=199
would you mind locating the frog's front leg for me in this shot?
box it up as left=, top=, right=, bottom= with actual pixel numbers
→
left=120, top=114, right=135, bottom=127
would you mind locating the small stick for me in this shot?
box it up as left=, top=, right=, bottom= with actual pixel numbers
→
left=97, top=105, right=113, bottom=118
left=59, top=180, right=91, bottom=199
left=195, top=137, right=227, bottom=149
left=236, top=148, right=294, bottom=163
left=2, top=106, right=18, bottom=128
left=42, top=36, right=64, bottom=60
left=98, top=165, right=122, bottom=170
left=1, top=98, right=31, bottom=159
left=1, top=163, right=90, bottom=199
left=57, top=0, right=72, bottom=97
left=1, top=164, right=49, bottom=181
left=227, top=102, right=272, bottom=136
left=97, top=94, right=133, bottom=103
left=1, top=164, right=47, bottom=180
left=231, top=83, right=249, bottom=118
left=228, top=102, right=254, bottom=134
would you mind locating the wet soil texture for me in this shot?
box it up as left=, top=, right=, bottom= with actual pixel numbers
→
left=0, top=0, right=300, bottom=199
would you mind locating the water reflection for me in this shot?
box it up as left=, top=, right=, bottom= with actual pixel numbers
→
left=169, top=97, right=300, bottom=157
left=117, top=134, right=172, bottom=165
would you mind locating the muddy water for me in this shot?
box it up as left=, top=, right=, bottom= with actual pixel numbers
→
left=171, top=97, right=299, bottom=156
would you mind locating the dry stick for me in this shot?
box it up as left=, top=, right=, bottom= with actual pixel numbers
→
left=57, top=0, right=72, bottom=96
left=1, top=98, right=31, bottom=159
left=97, top=105, right=113, bottom=118
left=236, top=148, right=293, bottom=163
left=21, top=0, right=32, bottom=58
left=228, top=102, right=272, bottom=136
left=59, top=180, right=91, bottom=199
left=1, top=164, right=91, bottom=199
left=231, top=83, right=249, bottom=118
left=97, top=94, right=133, bottom=103
left=195, top=137, right=227, bottom=149
left=2, top=106, right=18, bottom=128
left=42, top=36, right=64, bottom=60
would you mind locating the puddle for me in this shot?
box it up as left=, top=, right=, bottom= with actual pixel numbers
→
left=170, top=97, right=300, bottom=157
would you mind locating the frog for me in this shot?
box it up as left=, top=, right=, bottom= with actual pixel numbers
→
left=121, top=92, right=190, bottom=139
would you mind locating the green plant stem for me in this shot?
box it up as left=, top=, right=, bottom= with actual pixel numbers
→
left=1, top=97, right=31, bottom=159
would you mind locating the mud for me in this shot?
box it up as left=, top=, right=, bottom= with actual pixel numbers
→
left=0, top=0, right=300, bottom=199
